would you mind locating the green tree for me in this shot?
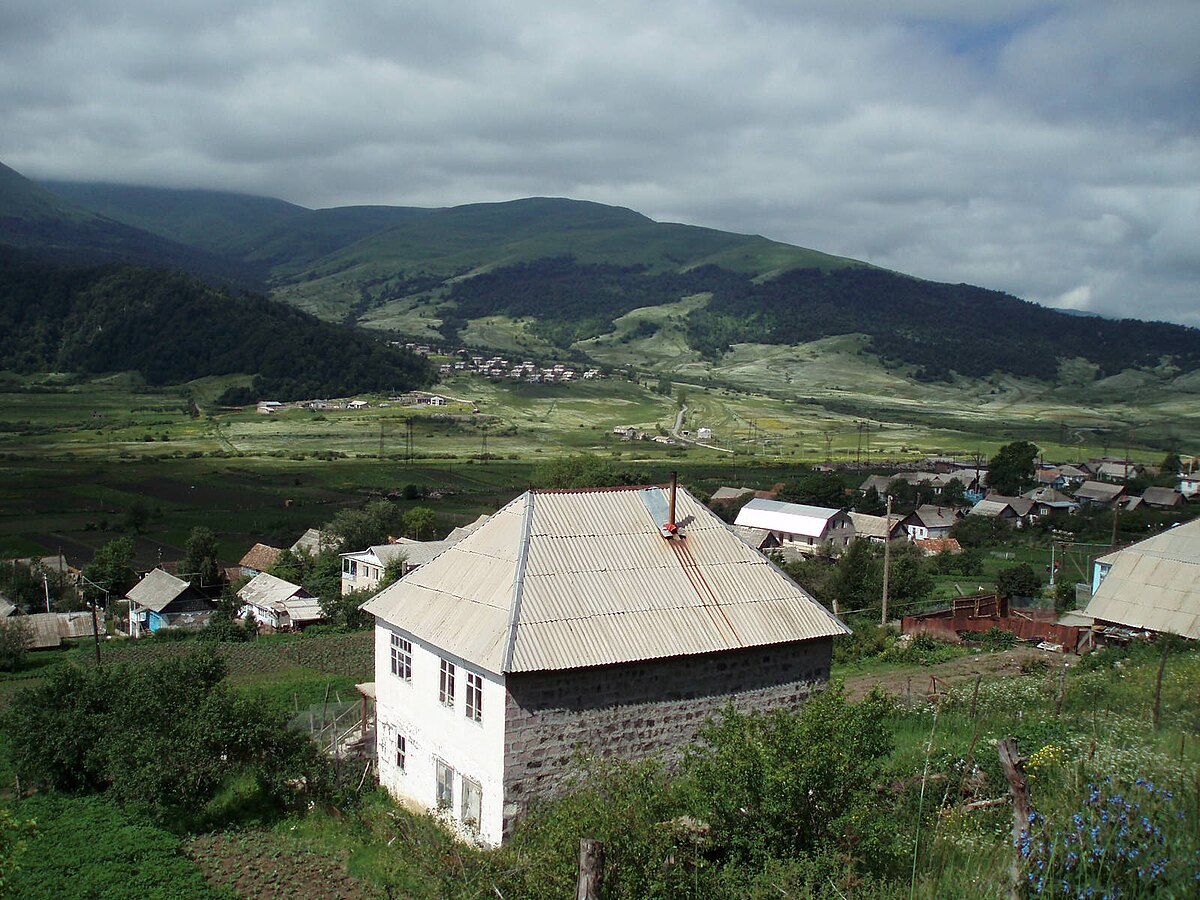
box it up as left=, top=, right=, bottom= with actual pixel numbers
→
left=532, top=454, right=647, bottom=489
left=319, top=587, right=374, bottom=631
left=268, top=548, right=314, bottom=585
left=987, top=440, right=1039, bottom=496
left=940, top=477, right=967, bottom=508
left=403, top=507, right=436, bottom=541
left=0, top=618, right=31, bottom=672
left=327, top=499, right=402, bottom=552
left=81, top=537, right=137, bottom=600
left=3, top=652, right=329, bottom=823
left=123, top=500, right=150, bottom=534
left=950, top=514, right=1011, bottom=548
left=181, top=526, right=222, bottom=588
left=856, top=485, right=886, bottom=515
left=996, top=562, right=1043, bottom=600
left=828, top=538, right=879, bottom=612
left=780, top=467, right=845, bottom=507
left=682, top=688, right=895, bottom=865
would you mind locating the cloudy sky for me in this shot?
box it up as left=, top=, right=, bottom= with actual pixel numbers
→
left=2, top=1, right=1197, bottom=325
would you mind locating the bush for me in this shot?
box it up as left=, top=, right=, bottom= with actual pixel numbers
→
left=3, top=651, right=330, bottom=827
left=0, top=618, right=31, bottom=672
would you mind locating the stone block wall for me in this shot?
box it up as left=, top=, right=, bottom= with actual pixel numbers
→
left=501, top=637, right=832, bottom=833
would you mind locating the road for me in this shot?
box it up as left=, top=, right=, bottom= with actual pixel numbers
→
left=669, top=403, right=735, bottom=454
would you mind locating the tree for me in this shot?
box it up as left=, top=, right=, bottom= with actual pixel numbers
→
left=532, top=454, right=647, bottom=489
left=327, top=499, right=402, bottom=552
left=987, top=440, right=1039, bottom=496
left=380, top=555, right=408, bottom=589
left=950, top=514, right=1011, bottom=548
left=780, top=467, right=845, bottom=508
left=319, top=587, right=374, bottom=631
left=3, top=651, right=329, bottom=823
left=941, top=477, right=967, bottom=508
left=856, top=486, right=885, bottom=515
left=0, top=618, right=31, bottom=672
left=268, top=548, right=314, bottom=585
left=828, top=539, right=879, bottom=612
left=81, top=537, right=137, bottom=601
left=682, top=688, right=894, bottom=864
left=402, top=507, right=436, bottom=541
left=181, top=526, right=222, bottom=588
left=996, top=562, right=1043, bottom=601
left=123, top=500, right=150, bottom=534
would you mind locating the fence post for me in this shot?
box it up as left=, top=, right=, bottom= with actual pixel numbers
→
left=576, top=838, right=604, bottom=900
left=1152, top=635, right=1171, bottom=730
left=998, top=738, right=1030, bottom=900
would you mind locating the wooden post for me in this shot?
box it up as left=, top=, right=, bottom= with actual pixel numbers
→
left=577, top=838, right=604, bottom=900
left=1152, top=635, right=1171, bottom=730
left=881, top=495, right=893, bottom=624
left=89, top=601, right=102, bottom=668
left=998, top=738, right=1031, bottom=900
left=1055, top=661, right=1067, bottom=717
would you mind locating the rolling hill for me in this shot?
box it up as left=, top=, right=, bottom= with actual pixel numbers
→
left=10, top=163, right=1199, bottom=390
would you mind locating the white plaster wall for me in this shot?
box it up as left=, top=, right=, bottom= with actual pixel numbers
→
left=373, top=621, right=507, bottom=846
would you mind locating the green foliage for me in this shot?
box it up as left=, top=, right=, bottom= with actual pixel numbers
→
left=996, top=562, right=1044, bottom=600
left=682, top=689, right=897, bottom=868
left=531, top=453, right=648, bottom=489
left=972, top=626, right=1018, bottom=651
left=779, top=466, right=847, bottom=507
left=832, top=619, right=898, bottom=664
left=81, top=537, right=137, bottom=600
left=181, top=526, right=223, bottom=588
left=0, top=251, right=431, bottom=402
left=326, top=499, right=403, bottom=552
left=402, top=506, right=436, bottom=541
left=2, top=795, right=225, bottom=900
left=987, top=440, right=1040, bottom=496
left=821, top=539, right=934, bottom=616
left=0, top=805, right=36, bottom=894
left=933, top=546, right=983, bottom=576
left=950, top=514, right=1012, bottom=547
left=2, top=651, right=329, bottom=826
left=319, top=587, right=374, bottom=632
left=0, top=618, right=31, bottom=672
left=857, top=485, right=886, bottom=515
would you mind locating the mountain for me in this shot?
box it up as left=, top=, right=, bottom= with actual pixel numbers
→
left=0, top=245, right=431, bottom=403
left=1, top=162, right=264, bottom=289
left=22, top=170, right=1200, bottom=385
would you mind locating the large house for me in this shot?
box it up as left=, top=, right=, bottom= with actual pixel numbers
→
left=126, top=568, right=216, bottom=637
left=362, top=484, right=847, bottom=846
left=847, top=512, right=907, bottom=544
left=969, top=494, right=1036, bottom=527
left=733, top=498, right=854, bottom=553
left=1084, top=518, right=1200, bottom=640
left=1075, top=480, right=1125, bottom=508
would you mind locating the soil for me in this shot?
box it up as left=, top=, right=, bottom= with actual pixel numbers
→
left=187, top=832, right=376, bottom=899
left=841, top=646, right=1054, bottom=702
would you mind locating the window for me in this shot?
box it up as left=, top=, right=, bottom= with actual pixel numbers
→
left=461, top=776, right=482, bottom=832
left=342, top=559, right=357, bottom=576
left=439, top=658, right=456, bottom=706
left=396, top=734, right=406, bottom=771
left=465, top=672, right=483, bottom=723
left=390, top=634, right=411, bottom=681
left=435, top=760, right=454, bottom=808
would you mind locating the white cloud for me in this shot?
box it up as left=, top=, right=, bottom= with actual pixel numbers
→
left=0, top=0, right=1196, bottom=326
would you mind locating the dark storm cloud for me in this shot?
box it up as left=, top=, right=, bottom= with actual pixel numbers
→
left=1, top=1, right=1196, bottom=324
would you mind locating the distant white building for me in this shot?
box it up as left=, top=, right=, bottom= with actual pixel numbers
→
left=733, top=498, right=854, bottom=552
left=697, top=427, right=713, bottom=441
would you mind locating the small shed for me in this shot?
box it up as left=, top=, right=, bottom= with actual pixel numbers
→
left=126, top=568, right=216, bottom=637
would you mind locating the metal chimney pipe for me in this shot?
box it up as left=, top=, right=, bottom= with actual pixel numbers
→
left=668, top=471, right=678, bottom=529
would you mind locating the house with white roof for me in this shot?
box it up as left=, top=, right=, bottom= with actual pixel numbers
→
left=238, top=572, right=323, bottom=631
left=340, top=516, right=491, bottom=594
left=1084, top=518, right=1200, bottom=640
left=361, top=483, right=847, bottom=846
left=733, top=498, right=854, bottom=553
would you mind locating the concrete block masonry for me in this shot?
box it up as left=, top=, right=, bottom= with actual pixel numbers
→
left=500, top=637, right=832, bottom=834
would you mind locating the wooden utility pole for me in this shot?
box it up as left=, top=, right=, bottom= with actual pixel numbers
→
left=1152, top=635, right=1171, bottom=730
left=89, top=601, right=101, bottom=667
left=576, top=838, right=604, bottom=900
left=881, top=494, right=893, bottom=625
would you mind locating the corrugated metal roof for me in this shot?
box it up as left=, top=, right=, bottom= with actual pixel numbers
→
left=910, top=505, right=960, bottom=529
left=282, top=596, right=324, bottom=623
left=22, top=611, right=98, bottom=649
left=238, top=572, right=309, bottom=613
left=0, top=595, right=16, bottom=617
left=1083, top=518, right=1200, bottom=639
left=363, top=487, right=847, bottom=675
left=126, top=568, right=191, bottom=613
left=1077, top=480, right=1123, bottom=501
left=734, top=498, right=843, bottom=538
left=290, top=528, right=327, bottom=554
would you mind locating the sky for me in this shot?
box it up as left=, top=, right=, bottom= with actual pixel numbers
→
left=2, top=1, right=1197, bottom=326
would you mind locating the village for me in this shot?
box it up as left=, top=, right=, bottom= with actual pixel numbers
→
left=3, top=443, right=1197, bottom=854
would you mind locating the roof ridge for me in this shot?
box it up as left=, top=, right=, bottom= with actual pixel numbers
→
left=501, top=492, right=535, bottom=673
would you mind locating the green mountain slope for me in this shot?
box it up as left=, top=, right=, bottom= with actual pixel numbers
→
left=1, top=162, right=263, bottom=289
left=0, top=245, right=431, bottom=402
left=42, top=180, right=308, bottom=255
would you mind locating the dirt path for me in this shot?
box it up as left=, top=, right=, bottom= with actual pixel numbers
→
left=840, top=646, right=1051, bottom=702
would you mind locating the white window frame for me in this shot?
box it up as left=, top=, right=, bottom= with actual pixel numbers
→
left=465, top=671, right=483, bottom=723
left=461, top=775, right=482, bottom=833
left=435, top=759, right=454, bottom=808
left=439, top=658, right=456, bottom=707
left=396, top=734, right=406, bottom=771
left=390, top=634, right=412, bottom=681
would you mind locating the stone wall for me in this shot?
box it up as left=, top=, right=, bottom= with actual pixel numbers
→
left=501, top=637, right=832, bottom=833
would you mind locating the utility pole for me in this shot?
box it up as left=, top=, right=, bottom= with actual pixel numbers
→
left=881, top=494, right=893, bottom=625
left=1049, top=542, right=1056, bottom=587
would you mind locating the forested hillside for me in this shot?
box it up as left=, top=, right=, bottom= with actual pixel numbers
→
left=0, top=247, right=431, bottom=402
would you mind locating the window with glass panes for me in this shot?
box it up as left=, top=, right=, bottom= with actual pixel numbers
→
left=439, top=658, right=455, bottom=706
left=435, top=760, right=454, bottom=808
left=396, top=734, right=406, bottom=771
left=390, top=634, right=411, bottom=681
left=461, top=776, right=482, bottom=832
left=465, top=671, right=483, bottom=723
